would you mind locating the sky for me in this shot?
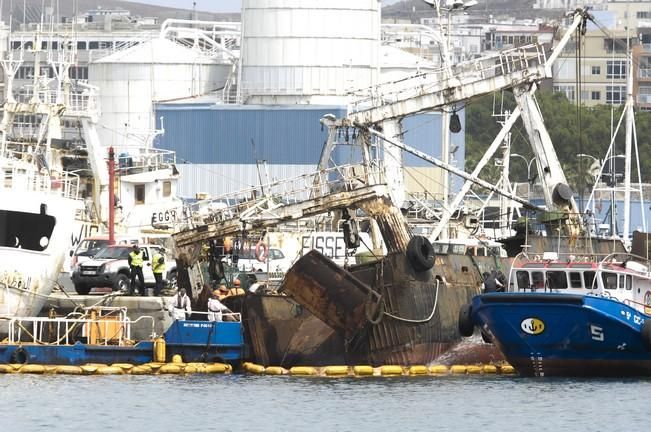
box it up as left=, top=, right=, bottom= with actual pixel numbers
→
left=133, top=0, right=401, bottom=13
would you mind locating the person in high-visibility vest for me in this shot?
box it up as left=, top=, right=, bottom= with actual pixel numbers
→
left=128, top=245, right=145, bottom=296
left=152, top=248, right=166, bottom=296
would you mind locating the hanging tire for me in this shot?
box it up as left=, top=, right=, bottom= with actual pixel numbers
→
left=458, top=304, right=474, bottom=337
left=642, top=320, right=651, bottom=350
left=406, top=236, right=435, bottom=272
left=10, top=347, right=28, bottom=364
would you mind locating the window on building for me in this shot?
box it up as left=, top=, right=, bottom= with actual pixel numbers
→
left=591, top=65, right=600, bottom=75
left=69, top=66, right=88, bottom=80
left=77, top=41, right=87, bottom=50
left=639, top=86, right=651, bottom=104
left=553, top=85, right=575, bottom=101
left=162, top=181, right=171, bottom=197
left=19, top=66, right=36, bottom=80
left=604, top=38, right=628, bottom=54
left=606, top=85, right=626, bottom=105
left=607, top=60, right=626, bottom=79
left=638, top=11, right=650, bottom=19
left=88, top=41, right=99, bottom=49
left=591, top=91, right=600, bottom=101
left=135, top=185, right=145, bottom=204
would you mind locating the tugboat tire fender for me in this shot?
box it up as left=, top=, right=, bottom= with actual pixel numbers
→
left=642, top=320, right=651, bottom=350
left=10, top=347, right=28, bottom=364
left=458, top=304, right=474, bottom=337
left=406, top=236, right=435, bottom=272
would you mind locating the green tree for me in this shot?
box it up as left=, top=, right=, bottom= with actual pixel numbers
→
left=465, top=90, right=650, bottom=195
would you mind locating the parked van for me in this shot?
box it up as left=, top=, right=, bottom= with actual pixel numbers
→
left=224, top=246, right=293, bottom=273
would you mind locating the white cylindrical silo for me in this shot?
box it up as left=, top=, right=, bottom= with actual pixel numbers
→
left=90, top=38, right=232, bottom=149
left=240, top=0, right=381, bottom=105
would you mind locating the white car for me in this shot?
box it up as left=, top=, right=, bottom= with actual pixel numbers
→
left=228, top=248, right=293, bottom=273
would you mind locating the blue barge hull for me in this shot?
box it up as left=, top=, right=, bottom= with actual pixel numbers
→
left=0, top=320, right=244, bottom=366
left=471, top=293, right=651, bottom=377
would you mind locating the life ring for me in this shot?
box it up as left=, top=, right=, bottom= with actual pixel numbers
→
left=458, top=304, right=474, bottom=337
left=255, top=241, right=268, bottom=262
left=406, top=236, right=435, bottom=272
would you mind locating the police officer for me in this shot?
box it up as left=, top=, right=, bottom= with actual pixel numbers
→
left=128, top=244, right=145, bottom=296
left=152, top=248, right=166, bottom=296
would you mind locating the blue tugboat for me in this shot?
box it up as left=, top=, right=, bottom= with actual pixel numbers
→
left=459, top=252, right=651, bottom=377
left=0, top=306, right=244, bottom=366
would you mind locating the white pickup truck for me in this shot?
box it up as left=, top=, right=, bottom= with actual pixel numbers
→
left=71, top=244, right=176, bottom=295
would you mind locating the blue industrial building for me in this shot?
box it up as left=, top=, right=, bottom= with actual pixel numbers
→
left=155, top=102, right=465, bottom=199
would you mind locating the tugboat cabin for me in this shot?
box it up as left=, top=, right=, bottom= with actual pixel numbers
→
left=510, top=253, right=651, bottom=313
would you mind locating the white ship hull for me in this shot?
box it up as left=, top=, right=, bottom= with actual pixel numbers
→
left=0, top=190, right=76, bottom=329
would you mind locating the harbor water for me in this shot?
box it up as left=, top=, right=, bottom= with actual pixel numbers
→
left=2, top=374, right=648, bottom=431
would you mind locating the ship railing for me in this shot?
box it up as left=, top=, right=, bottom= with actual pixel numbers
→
left=185, top=163, right=383, bottom=226
left=12, top=86, right=99, bottom=118
left=348, top=42, right=547, bottom=112
left=87, top=40, right=143, bottom=62
left=7, top=315, right=155, bottom=346
left=0, top=158, right=81, bottom=199
left=115, top=147, right=177, bottom=176
left=9, top=122, right=40, bottom=139
left=515, top=250, right=617, bottom=264
left=186, top=311, right=242, bottom=322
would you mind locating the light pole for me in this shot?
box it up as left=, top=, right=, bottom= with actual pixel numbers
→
left=510, top=153, right=537, bottom=196
left=426, top=0, right=476, bottom=238
left=510, top=153, right=536, bottom=245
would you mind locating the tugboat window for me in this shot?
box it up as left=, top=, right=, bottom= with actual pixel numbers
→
left=163, top=181, right=171, bottom=197
left=531, top=271, right=544, bottom=290
left=516, top=271, right=530, bottom=290
left=569, top=272, right=582, bottom=288
left=626, top=275, right=632, bottom=290
left=547, top=271, right=568, bottom=289
left=584, top=271, right=596, bottom=289
left=602, top=272, right=617, bottom=289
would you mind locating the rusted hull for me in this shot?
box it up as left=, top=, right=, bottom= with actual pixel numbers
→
left=240, top=294, right=347, bottom=366
left=238, top=250, right=511, bottom=367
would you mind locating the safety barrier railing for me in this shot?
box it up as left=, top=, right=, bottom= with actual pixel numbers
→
left=12, top=86, right=99, bottom=118
left=8, top=314, right=155, bottom=346
left=115, top=147, right=177, bottom=176
left=0, top=156, right=81, bottom=200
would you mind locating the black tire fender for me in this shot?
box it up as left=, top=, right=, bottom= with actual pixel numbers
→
left=10, top=346, right=28, bottom=364
left=642, top=320, right=651, bottom=350
left=406, top=236, right=435, bottom=272
left=458, top=303, right=474, bottom=337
